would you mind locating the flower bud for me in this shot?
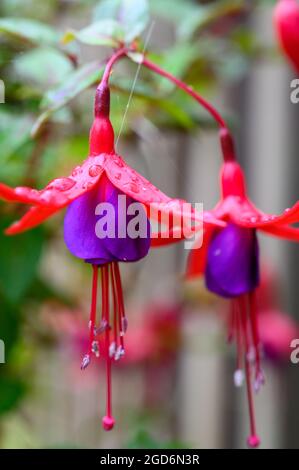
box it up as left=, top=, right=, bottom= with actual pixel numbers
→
left=274, top=0, right=299, bottom=73
left=89, top=81, right=115, bottom=155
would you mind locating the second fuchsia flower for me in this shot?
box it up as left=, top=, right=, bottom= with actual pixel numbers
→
left=186, top=128, right=299, bottom=447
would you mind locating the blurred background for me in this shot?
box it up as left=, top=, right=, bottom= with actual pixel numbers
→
left=0, top=0, right=298, bottom=449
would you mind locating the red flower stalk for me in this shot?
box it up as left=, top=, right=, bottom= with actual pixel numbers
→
left=274, top=0, right=299, bottom=73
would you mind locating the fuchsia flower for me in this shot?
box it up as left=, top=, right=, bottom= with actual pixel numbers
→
left=274, top=0, right=299, bottom=73
left=186, top=129, right=299, bottom=447
left=0, top=76, right=220, bottom=430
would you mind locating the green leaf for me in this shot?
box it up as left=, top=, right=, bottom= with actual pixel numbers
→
left=0, top=17, right=59, bottom=46
left=178, top=0, right=246, bottom=40
left=93, top=0, right=150, bottom=43
left=0, top=217, right=44, bottom=303
left=32, top=60, right=105, bottom=137
left=127, top=430, right=190, bottom=449
left=119, top=0, right=150, bottom=42
left=157, top=44, right=199, bottom=93
left=0, top=110, right=34, bottom=163
left=93, top=0, right=122, bottom=21
left=63, top=19, right=124, bottom=47
left=0, top=376, right=26, bottom=415
left=149, top=0, right=194, bottom=23
left=0, top=299, right=20, bottom=359
left=13, top=47, right=74, bottom=90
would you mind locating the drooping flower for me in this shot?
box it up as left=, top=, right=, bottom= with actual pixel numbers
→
left=186, top=128, right=299, bottom=447
left=0, top=78, right=221, bottom=430
left=274, top=0, right=299, bottom=73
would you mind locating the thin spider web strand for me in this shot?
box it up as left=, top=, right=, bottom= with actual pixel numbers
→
left=115, top=21, right=155, bottom=149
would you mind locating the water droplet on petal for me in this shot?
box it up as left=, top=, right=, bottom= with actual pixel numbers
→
left=82, top=181, right=93, bottom=190
left=114, top=158, right=124, bottom=168
left=130, top=182, right=139, bottom=193
left=40, top=190, right=53, bottom=203
left=261, top=216, right=270, bottom=222
left=52, top=177, right=76, bottom=191
left=89, top=164, right=102, bottom=177
left=284, top=208, right=291, bottom=213
left=72, top=166, right=82, bottom=177
left=250, top=216, right=257, bottom=223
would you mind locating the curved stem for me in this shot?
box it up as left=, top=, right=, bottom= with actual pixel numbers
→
left=141, top=57, right=228, bottom=129
left=99, top=46, right=236, bottom=161
left=141, top=57, right=236, bottom=162
left=101, top=47, right=130, bottom=85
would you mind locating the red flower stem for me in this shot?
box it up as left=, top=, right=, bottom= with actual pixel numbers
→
left=101, top=48, right=227, bottom=130
left=141, top=57, right=236, bottom=162
left=88, top=265, right=99, bottom=356
left=141, top=57, right=227, bottom=129
left=249, top=291, right=262, bottom=378
left=101, top=47, right=130, bottom=85
left=234, top=299, right=243, bottom=372
left=99, top=47, right=236, bottom=161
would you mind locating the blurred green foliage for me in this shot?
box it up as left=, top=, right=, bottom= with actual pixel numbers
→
left=0, top=0, right=278, bottom=447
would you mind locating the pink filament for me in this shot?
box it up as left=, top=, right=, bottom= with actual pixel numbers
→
left=233, top=299, right=244, bottom=372
left=113, top=262, right=126, bottom=350
left=88, top=265, right=99, bottom=356
left=237, top=295, right=260, bottom=448
left=101, top=264, right=115, bottom=431
left=248, top=291, right=262, bottom=379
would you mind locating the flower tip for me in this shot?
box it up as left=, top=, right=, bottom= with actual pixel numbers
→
left=247, top=435, right=261, bottom=449
left=5, top=224, right=19, bottom=236
left=102, top=415, right=115, bottom=431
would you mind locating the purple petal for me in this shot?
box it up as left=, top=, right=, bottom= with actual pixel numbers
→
left=205, top=223, right=259, bottom=298
left=64, top=174, right=150, bottom=264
